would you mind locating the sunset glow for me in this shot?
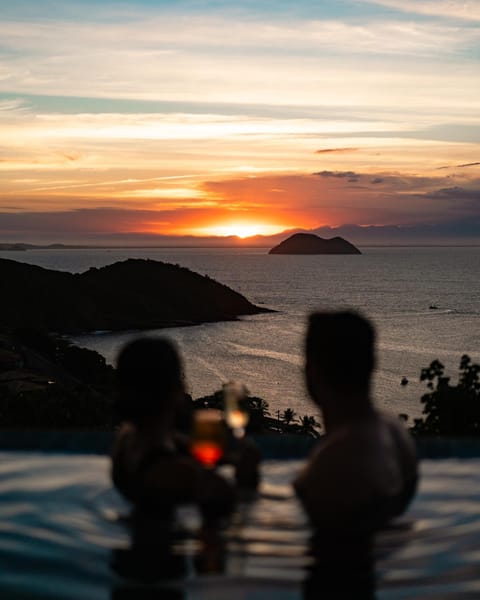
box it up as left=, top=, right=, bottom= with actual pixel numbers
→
left=196, top=223, right=289, bottom=239
left=0, top=0, right=478, bottom=245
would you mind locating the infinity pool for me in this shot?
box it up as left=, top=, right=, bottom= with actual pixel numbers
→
left=0, top=454, right=479, bottom=599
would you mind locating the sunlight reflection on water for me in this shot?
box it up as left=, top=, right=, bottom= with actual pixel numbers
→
left=2, top=246, right=480, bottom=421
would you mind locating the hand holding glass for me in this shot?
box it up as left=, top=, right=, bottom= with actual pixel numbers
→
left=223, top=381, right=250, bottom=439
left=191, top=409, right=226, bottom=468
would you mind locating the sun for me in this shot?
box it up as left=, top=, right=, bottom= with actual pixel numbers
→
left=196, top=222, right=287, bottom=238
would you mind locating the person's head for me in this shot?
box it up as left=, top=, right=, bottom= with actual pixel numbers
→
left=115, top=337, right=184, bottom=426
left=305, top=311, right=375, bottom=410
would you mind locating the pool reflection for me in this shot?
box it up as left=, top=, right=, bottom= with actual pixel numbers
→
left=109, top=499, right=383, bottom=599
left=2, top=454, right=480, bottom=599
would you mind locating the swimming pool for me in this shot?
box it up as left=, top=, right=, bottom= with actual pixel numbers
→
left=0, top=453, right=479, bottom=599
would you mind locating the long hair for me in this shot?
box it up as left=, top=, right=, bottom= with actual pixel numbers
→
left=115, top=337, right=183, bottom=423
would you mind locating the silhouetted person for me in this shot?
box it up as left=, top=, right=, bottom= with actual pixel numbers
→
left=111, top=337, right=260, bottom=586
left=110, top=338, right=230, bottom=585
left=294, top=312, right=418, bottom=599
left=112, top=336, right=254, bottom=516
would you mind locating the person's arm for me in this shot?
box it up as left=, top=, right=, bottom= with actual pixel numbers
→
left=141, top=455, right=201, bottom=503
left=230, top=438, right=261, bottom=491
left=385, top=416, right=418, bottom=514
left=142, top=455, right=235, bottom=521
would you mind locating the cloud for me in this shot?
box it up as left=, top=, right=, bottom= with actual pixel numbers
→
left=3, top=168, right=479, bottom=238
left=362, top=0, right=480, bottom=22
left=457, top=162, right=480, bottom=168
left=423, top=186, right=480, bottom=212
left=428, top=186, right=479, bottom=198
left=62, top=153, right=81, bottom=162
left=0, top=207, right=204, bottom=234
left=311, top=220, right=480, bottom=244
left=1, top=205, right=478, bottom=246
left=316, top=170, right=361, bottom=183
left=0, top=3, right=478, bottom=244
left=315, top=148, right=359, bottom=154
left=0, top=99, right=29, bottom=120
left=202, top=170, right=480, bottom=229
left=315, top=170, right=360, bottom=179
left=0, top=11, right=478, bottom=113
left=0, top=14, right=473, bottom=57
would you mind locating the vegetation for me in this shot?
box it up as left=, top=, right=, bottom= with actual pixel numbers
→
left=0, top=258, right=270, bottom=333
left=405, top=355, right=480, bottom=436
left=0, top=384, right=115, bottom=429
left=281, top=408, right=297, bottom=425
left=0, top=328, right=116, bottom=429
left=4, top=326, right=479, bottom=439
left=0, top=328, right=321, bottom=435
left=193, top=391, right=321, bottom=438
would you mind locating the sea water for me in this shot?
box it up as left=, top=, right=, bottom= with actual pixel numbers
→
left=2, top=246, right=479, bottom=419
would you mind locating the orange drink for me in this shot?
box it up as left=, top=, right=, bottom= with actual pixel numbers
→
left=191, top=409, right=226, bottom=468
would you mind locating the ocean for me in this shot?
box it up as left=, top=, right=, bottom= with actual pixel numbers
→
left=3, top=246, right=479, bottom=421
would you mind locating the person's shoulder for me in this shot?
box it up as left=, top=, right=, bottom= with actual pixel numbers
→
left=379, top=412, right=415, bottom=447
left=379, top=412, right=404, bottom=428
left=111, top=422, right=136, bottom=459
left=305, top=428, right=359, bottom=475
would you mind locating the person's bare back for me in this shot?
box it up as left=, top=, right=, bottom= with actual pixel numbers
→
left=294, top=411, right=417, bottom=531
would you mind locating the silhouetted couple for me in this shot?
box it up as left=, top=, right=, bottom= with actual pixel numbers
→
left=111, top=311, right=417, bottom=598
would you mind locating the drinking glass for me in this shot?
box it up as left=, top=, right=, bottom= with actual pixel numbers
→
left=223, top=381, right=250, bottom=439
left=190, top=409, right=226, bottom=468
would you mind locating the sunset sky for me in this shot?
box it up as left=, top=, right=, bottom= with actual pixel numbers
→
left=0, top=0, right=479, bottom=244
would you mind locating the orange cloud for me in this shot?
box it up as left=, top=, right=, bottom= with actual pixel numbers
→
left=1, top=167, right=479, bottom=243
left=315, top=147, right=359, bottom=154
left=200, top=170, right=480, bottom=228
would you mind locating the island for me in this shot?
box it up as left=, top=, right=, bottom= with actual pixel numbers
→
left=268, top=233, right=361, bottom=255
left=0, top=257, right=271, bottom=334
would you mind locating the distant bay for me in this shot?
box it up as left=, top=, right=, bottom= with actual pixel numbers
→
left=3, top=245, right=479, bottom=420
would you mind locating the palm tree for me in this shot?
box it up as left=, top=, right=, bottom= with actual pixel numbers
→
left=282, top=408, right=297, bottom=425
left=299, top=415, right=321, bottom=437
left=248, top=396, right=270, bottom=418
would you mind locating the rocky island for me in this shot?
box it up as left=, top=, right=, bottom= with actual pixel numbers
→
left=0, top=257, right=270, bottom=334
left=268, top=233, right=361, bottom=255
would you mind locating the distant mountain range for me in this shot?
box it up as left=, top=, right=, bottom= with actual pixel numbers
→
left=2, top=220, right=479, bottom=249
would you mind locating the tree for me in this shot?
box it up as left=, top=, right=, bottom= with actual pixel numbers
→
left=410, top=355, right=480, bottom=436
left=282, top=408, right=297, bottom=425
left=59, top=343, right=114, bottom=387
left=299, top=415, right=321, bottom=438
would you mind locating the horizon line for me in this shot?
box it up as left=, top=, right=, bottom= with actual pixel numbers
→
left=2, top=243, right=480, bottom=250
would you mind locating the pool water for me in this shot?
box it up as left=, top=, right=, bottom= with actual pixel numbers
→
left=0, top=454, right=479, bottom=599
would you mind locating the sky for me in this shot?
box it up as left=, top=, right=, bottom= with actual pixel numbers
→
left=0, top=0, right=479, bottom=244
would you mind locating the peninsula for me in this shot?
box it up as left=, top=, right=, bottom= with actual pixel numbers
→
left=268, top=233, right=361, bottom=255
left=0, top=258, right=271, bottom=334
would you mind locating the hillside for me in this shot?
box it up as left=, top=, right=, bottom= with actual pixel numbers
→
left=0, top=258, right=271, bottom=333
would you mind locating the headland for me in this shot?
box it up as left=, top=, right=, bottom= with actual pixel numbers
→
left=0, top=257, right=271, bottom=334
